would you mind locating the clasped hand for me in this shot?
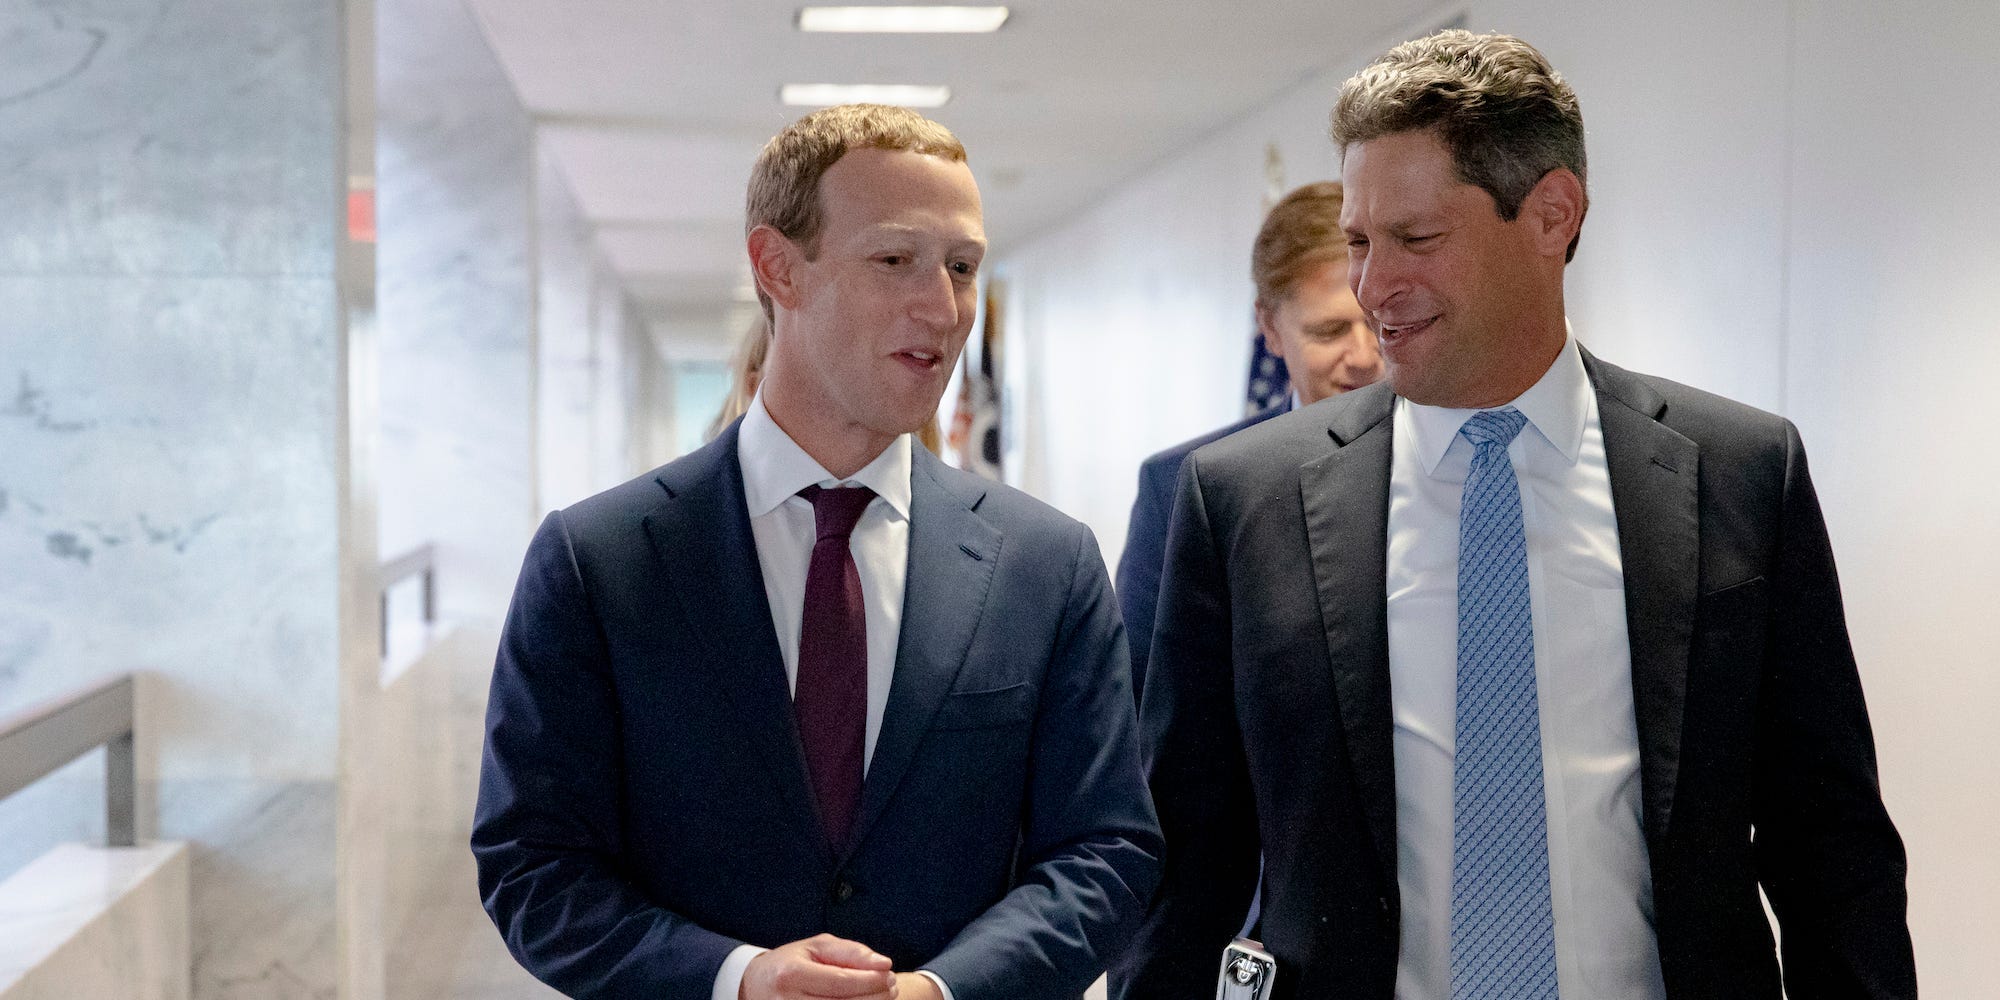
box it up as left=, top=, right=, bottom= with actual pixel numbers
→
left=740, top=934, right=943, bottom=1000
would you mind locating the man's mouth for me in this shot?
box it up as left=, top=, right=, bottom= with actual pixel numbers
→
left=894, top=349, right=943, bottom=372
left=1377, top=316, right=1438, bottom=341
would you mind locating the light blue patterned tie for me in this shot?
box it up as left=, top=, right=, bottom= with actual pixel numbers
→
left=1451, top=409, right=1559, bottom=999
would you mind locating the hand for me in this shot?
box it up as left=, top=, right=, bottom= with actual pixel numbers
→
left=740, top=934, right=897, bottom=1000
left=894, top=972, right=943, bottom=1000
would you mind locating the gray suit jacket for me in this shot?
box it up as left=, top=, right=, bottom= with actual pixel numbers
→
left=1111, top=350, right=1914, bottom=999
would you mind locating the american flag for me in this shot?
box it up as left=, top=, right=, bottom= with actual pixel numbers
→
left=1245, top=333, right=1290, bottom=416
left=949, top=281, right=1004, bottom=480
left=1247, top=142, right=1293, bottom=415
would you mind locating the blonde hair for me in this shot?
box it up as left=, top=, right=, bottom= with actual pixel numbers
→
left=745, top=104, right=967, bottom=319
left=1251, top=182, right=1348, bottom=308
left=1332, top=29, right=1588, bottom=261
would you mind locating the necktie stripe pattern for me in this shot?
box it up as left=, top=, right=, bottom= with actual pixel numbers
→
left=1451, top=408, right=1559, bottom=999
left=795, top=484, right=875, bottom=852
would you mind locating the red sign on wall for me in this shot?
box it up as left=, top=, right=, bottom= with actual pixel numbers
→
left=347, top=189, right=376, bottom=244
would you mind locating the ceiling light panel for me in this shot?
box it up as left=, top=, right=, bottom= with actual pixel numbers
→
left=780, top=83, right=952, bottom=107
left=797, top=6, right=1010, bottom=33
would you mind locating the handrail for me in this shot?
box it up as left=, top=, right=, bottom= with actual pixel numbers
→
left=0, top=673, right=136, bottom=847
left=380, top=543, right=438, bottom=655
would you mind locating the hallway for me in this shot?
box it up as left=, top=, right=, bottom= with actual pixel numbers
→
left=3, top=1, right=1998, bottom=997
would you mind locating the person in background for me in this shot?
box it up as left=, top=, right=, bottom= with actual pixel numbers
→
left=712, top=315, right=945, bottom=453
left=1116, top=181, right=1382, bottom=703
left=707, top=316, right=771, bottom=441
left=1115, top=29, right=1913, bottom=999
left=475, top=103, right=1160, bottom=1000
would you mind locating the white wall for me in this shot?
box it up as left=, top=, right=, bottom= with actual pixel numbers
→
left=997, top=0, right=1999, bottom=991
left=995, top=55, right=1350, bottom=543
left=1782, top=4, right=2000, bottom=989
left=534, top=146, right=667, bottom=509
left=377, top=0, right=537, bottom=628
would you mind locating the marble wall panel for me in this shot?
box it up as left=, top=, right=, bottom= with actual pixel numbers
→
left=533, top=143, right=602, bottom=513
left=0, top=840, right=190, bottom=1000
left=164, top=781, right=334, bottom=1000
left=375, top=0, right=537, bottom=625
left=0, top=0, right=338, bottom=279
left=0, top=276, right=340, bottom=779
left=0, top=1, right=348, bottom=997
left=589, top=270, right=637, bottom=492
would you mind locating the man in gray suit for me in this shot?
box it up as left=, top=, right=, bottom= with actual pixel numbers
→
left=1114, top=30, right=1914, bottom=1000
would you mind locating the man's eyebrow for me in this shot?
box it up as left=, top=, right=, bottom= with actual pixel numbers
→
left=862, top=223, right=987, bottom=248
left=1386, top=215, right=1447, bottom=235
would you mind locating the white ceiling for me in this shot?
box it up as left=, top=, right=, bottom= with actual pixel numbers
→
left=466, top=0, right=1433, bottom=331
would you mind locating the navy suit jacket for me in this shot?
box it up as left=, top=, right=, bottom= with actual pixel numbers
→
left=1113, top=352, right=1913, bottom=999
left=473, top=423, right=1163, bottom=1000
left=1116, top=403, right=1287, bottom=704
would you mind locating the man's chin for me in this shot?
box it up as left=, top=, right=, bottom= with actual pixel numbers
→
left=1383, top=366, right=1450, bottom=406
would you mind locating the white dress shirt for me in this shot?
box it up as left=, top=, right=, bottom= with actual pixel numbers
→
left=1385, top=336, right=1667, bottom=998
left=713, top=395, right=955, bottom=1000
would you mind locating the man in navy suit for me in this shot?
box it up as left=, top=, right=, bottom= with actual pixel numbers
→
left=1117, top=181, right=1383, bottom=703
left=474, top=104, right=1162, bottom=1000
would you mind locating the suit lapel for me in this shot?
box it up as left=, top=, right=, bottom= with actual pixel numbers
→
left=847, top=451, right=1000, bottom=857
left=640, top=425, right=830, bottom=865
left=1299, top=385, right=1400, bottom=882
left=1583, top=350, right=1699, bottom=850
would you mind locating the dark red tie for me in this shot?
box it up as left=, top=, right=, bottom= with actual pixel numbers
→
left=795, top=484, right=874, bottom=849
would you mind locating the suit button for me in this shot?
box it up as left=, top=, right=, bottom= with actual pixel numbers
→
left=835, top=880, right=855, bottom=901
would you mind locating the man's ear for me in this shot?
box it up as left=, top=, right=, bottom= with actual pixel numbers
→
left=747, top=224, right=801, bottom=310
left=1522, top=167, right=1585, bottom=260
left=1255, top=301, right=1285, bottom=356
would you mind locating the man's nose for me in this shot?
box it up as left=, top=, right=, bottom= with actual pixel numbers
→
left=1350, top=322, right=1384, bottom=374
left=1351, top=250, right=1404, bottom=315
left=908, top=265, right=959, bottom=327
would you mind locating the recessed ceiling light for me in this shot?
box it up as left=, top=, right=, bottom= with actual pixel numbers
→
left=780, top=83, right=952, bottom=108
left=797, top=6, right=1010, bottom=33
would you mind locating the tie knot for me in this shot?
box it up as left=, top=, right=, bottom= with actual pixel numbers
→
left=1459, top=408, right=1528, bottom=451
left=799, top=484, right=876, bottom=541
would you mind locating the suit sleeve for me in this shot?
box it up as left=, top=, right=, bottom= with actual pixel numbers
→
left=472, top=511, right=743, bottom=999
left=921, top=523, right=1165, bottom=999
left=1110, top=453, right=1262, bottom=1000
left=1753, top=421, right=1917, bottom=998
left=1115, top=455, right=1177, bottom=705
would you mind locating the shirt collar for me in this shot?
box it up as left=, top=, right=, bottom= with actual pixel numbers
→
left=738, top=392, right=913, bottom=520
left=1401, top=331, right=1591, bottom=476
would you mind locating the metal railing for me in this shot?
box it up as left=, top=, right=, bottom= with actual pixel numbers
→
left=0, top=673, right=137, bottom=847
left=380, top=543, right=437, bottom=656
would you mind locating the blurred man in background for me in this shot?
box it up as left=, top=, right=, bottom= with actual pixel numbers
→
left=1117, top=181, right=1382, bottom=703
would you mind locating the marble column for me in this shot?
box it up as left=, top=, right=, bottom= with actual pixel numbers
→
left=0, top=1, right=354, bottom=998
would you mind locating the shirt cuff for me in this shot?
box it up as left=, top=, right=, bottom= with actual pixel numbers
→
left=917, top=969, right=955, bottom=1000
left=712, top=944, right=767, bottom=1000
